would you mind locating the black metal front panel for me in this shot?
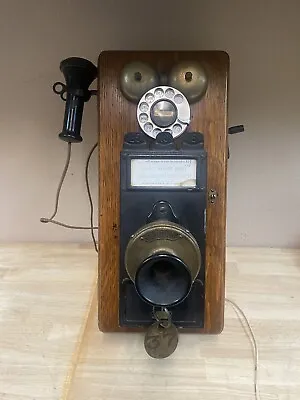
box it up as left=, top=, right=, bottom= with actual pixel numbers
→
left=119, top=132, right=207, bottom=328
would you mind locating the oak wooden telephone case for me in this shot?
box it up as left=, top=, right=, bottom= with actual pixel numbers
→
left=98, top=51, right=228, bottom=333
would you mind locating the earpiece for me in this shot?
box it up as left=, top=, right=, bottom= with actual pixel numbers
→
left=53, top=57, right=97, bottom=143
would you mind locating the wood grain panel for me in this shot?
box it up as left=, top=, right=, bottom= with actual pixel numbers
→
left=98, top=51, right=229, bottom=333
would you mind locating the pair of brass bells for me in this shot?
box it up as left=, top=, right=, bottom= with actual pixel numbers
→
left=120, top=60, right=208, bottom=104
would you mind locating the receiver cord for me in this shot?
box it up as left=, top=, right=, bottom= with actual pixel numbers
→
left=225, top=298, right=260, bottom=400
left=40, top=142, right=98, bottom=252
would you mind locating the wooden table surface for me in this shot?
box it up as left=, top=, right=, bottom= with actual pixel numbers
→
left=0, top=244, right=300, bottom=400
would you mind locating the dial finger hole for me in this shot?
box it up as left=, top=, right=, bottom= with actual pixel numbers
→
left=139, top=113, right=148, bottom=123
left=174, top=94, right=183, bottom=104
left=173, top=124, right=182, bottom=135
left=165, top=88, right=175, bottom=98
left=144, top=123, right=153, bottom=133
left=139, top=102, right=149, bottom=112
left=154, top=88, right=164, bottom=98
left=145, top=93, right=155, bottom=103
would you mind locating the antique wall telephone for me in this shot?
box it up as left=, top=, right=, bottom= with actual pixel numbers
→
left=46, top=51, right=244, bottom=358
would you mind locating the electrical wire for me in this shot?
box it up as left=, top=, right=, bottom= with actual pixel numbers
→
left=225, top=298, right=260, bottom=400
left=40, top=141, right=98, bottom=250
left=85, top=143, right=98, bottom=253
left=41, top=142, right=72, bottom=222
left=40, top=218, right=95, bottom=230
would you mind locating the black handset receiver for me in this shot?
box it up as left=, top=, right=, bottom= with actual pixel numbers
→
left=52, top=57, right=97, bottom=143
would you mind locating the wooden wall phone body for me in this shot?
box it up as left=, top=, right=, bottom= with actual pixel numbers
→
left=98, top=51, right=229, bottom=333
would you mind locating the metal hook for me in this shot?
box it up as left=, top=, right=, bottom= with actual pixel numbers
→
left=153, top=307, right=172, bottom=328
left=60, top=91, right=67, bottom=101
left=53, top=81, right=66, bottom=95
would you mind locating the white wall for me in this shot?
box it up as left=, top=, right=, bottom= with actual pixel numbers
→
left=0, top=0, right=299, bottom=247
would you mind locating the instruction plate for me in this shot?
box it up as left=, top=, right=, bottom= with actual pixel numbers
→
left=130, top=159, right=197, bottom=188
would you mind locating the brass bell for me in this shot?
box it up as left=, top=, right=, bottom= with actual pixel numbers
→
left=120, top=61, right=159, bottom=102
left=168, top=61, right=208, bottom=103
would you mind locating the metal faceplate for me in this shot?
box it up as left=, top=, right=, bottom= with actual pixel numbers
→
left=119, top=131, right=207, bottom=328
left=137, top=86, right=191, bottom=139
